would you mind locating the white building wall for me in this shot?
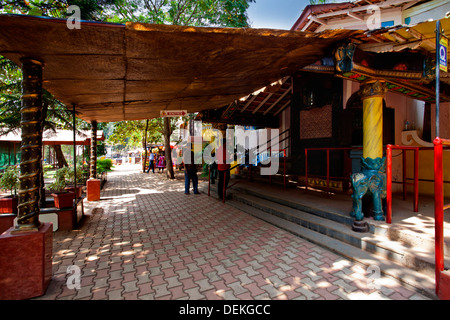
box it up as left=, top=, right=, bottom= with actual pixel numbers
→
left=403, top=0, right=450, bottom=25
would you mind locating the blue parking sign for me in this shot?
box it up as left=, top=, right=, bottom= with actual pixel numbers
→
left=439, top=36, right=448, bottom=72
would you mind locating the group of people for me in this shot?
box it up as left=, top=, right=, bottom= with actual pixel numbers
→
left=146, top=151, right=166, bottom=174
left=145, top=141, right=231, bottom=199
left=184, top=139, right=230, bottom=199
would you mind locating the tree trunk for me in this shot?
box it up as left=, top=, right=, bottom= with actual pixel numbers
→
left=163, top=117, right=175, bottom=179
left=90, top=120, right=97, bottom=179
left=16, top=58, right=44, bottom=231
left=39, top=102, right=48, bottom=208
left=143, top=119, right=149, bottom=173
left=52, top=144, right=68, bottom=168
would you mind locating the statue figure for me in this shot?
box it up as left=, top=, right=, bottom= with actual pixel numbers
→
left=350, top=157, right=386, bottom=222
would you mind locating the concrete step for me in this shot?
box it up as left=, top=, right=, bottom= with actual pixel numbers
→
left=203, top=180, right=448, bottom=298
left=229, top=182, right=450, bottom=257
left=232, top=193, right=450, bottom=278
left=233, top=173, right=299, bottom=189
left=225, top=197, right=437, bottom=299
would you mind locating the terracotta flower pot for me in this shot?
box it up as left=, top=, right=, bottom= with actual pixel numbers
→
left=0, top=196, right=18, bottom=214
left=51, top=192, right=75, bottom=209
left=65, top=186, right=83, bottom=199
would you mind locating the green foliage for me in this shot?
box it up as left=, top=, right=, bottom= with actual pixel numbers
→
left=106, top=0, right=255, bottom=27
left=309, top=0, right=331, bottom=5
left=97, top=158, right=114, bottom=174
left=0, top=1, right=120, bottom=20
left=66, top=165, right=87, bottom=185
left=47, top=166, right=70, bottom=193
left=0, top=165, right=20, bottom=196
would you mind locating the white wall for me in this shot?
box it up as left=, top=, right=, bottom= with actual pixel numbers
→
left=403, top=0, right=450, bottom=25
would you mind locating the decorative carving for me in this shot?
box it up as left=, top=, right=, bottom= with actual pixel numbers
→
left=90, top=120, right=97, bottom=179
left=401, top=130, right=433, bottom=147
left=360, top=80, right=388, bottom=100
left=334, top=43, right=356, bottom=73
left=350, top=157, right=386, bottom=222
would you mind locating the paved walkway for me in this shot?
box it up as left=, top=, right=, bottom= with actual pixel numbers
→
left=36, top=164, right=430, bottom=300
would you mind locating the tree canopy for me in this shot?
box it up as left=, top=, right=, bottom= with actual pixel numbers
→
left=0, top=0, right=255, bottom=176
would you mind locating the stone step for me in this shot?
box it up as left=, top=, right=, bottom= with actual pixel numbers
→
left=228, top=182, right=450, bottom=256
left=231, top=193, right=450, bottom=278
left=225, top=197, right=437, bottom=299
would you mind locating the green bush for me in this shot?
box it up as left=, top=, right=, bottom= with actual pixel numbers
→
left=47, top=167, right=70, bottom=193
left=97, top=159, right=114, bottom=174
left=0, top=165, right=20, bottom=196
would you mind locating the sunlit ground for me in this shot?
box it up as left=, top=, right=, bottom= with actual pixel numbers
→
left=38, top=163, right=429, bottom=300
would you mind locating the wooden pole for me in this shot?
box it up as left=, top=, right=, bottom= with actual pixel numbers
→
left=14, top=58, right=44, bottom=232
left=90, top=120, right=97, bottom=179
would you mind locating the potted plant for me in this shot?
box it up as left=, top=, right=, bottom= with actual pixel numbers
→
left=64, top=166, right=85, bottom=199
left=48, top=167, right=74, bottom=209
left=97, top=159, right=114, bottom=188
left=0, top=165, right=20, bottom=214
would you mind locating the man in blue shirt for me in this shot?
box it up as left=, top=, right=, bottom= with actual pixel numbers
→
left=147, top=151, right=155, bottom=173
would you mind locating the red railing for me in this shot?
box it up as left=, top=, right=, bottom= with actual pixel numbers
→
left=434, top=137, right=450, bottom=297
left=268, top=148, right=287, bottom=189
left=386, top=145, right=419, bottom=224
left=305, top=146, right=419, bottom=224
left=207, top=149, right=287, bottom=203
left=305, top=147, right=361, bottom=195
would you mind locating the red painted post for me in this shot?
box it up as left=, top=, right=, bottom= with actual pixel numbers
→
left=208, top=166, right=211, bottom=197
left=434, top=137, right=444, bottom=295
left=305, top=148, right=308, bottom=192
left=402, top=150, right=407, bottom=200
left=269, top=146, right=272, bottom=185
left=223, top=171, right=226, bottom=204
left=414, top=148, right=419, bottom=212
left=326, top=149, right=330, bottom=195
left=283, top=149, right=286, bottom=189
left=386, top=145, right=392, bottom=224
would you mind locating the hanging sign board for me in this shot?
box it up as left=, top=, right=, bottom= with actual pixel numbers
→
left=160, top=110, right=187, bottom=117
left=439, top=36, right=448, bottom=72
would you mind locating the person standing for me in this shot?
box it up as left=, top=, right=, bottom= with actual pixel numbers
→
left=184, top=151, right=199, bottom=194
left=217, top=140, right=230, bottom=200
left=146, top=151, right=155, bottom=173
left=157, top=152, right=165, bottom=173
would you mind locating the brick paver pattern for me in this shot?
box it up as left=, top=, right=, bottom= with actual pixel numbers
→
left=37, top=165, right=429, bottom=300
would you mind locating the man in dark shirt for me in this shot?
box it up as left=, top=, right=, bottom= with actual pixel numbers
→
left=217, top=141, right=230, bottom=200
left=184, top=150, right=199, bottom=194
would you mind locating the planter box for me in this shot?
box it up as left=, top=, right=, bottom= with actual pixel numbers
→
left=0, top=223, right=52, bottom=300
left=0, top=213, right=16, bottom=235
left=0, top=196, right=18, bottom=214
left=65, top=186, right=83, bottom=199
left=51, top=192, right=75, bottom=209
left=87, top=179, right=101, bottom=201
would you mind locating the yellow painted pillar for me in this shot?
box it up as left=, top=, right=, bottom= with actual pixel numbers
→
left=360, top=80, right=387, bottom=159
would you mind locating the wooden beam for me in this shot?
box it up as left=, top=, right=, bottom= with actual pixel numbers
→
left=347, top=12, right=364, bottom=21
left=405, top=27, right=436, bottom=49
left=301, top=18, right=314, bottom=32
left=315, top=0, right=410, bottom=19
left=388, top=31, right=408, bottom=43
left=240, top=94, right=257, bottom=113
left=402, top=0, right=421, bottom=10
left=309, top=16, right=328, bottom=26
left=273, top=99, right=292, bottom=116
left=252, top=92, right=274, bottom=114
left=263, top=83, right=293, bottom=115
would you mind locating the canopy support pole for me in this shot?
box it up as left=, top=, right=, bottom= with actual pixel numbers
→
left=14, top=58, right=45, bottom=232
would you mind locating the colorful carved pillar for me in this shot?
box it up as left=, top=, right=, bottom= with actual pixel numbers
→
left=362, top=80, right=385, bottom=160
left=89, top=120, right=97, bottom=179
left=350, top=80, right=388, bottom=224
left=0, top=58, right=53, bottom=300
left=14, top=58, right=45, bottom=232
left=87, top=120, right=101, bottom=201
